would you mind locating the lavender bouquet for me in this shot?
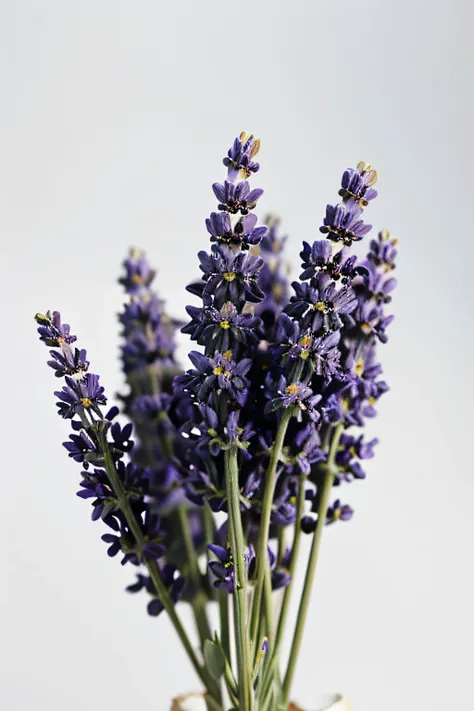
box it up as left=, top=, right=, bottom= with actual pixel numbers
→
left=34, top=133, right=397, bottom=711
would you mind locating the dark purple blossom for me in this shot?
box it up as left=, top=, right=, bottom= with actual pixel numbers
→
left=289, top=425, right=324, bottom=475
left=326, top=499, right=354, bottom=524
left=366, top=229, right=398, bottom=272
left=175, top=350, right=252, bottom=407
left=47, top=346, right=89, bottom=379
left=274, top=315, right=342, bottom=381
left=55, top=373, right=107, bottom=419
left=35, top=311, right=77, bottom=347
left=334, top=433, right=378, bottom=484
left=182, top=301, right=261, bottom=356
left=268, top=376, right=321, bottom=421
left=190, top=245, right=264, bottom=307
left=339, top=162, right=378, bottom=207
left=299, top=241, right=359, bottom=284
left=206, top=212, right=267, bottom=251
left=286, top=273, right=357, bottom=334
left=127, top=565, right=185, bottom=617
left=119, top=248, right=156, bottom=294
left=320, top=202, right=372, bottom=246
left=208, top=544, right=235, bottom=592
left=213, top=179, right=263, bottom=214
left=223, top=132, right=261, bottom=182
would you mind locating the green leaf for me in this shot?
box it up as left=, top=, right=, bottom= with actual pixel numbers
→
left=203, top=639, right=226, bottom=681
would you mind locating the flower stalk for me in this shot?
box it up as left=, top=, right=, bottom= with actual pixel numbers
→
left=250, top=407, right=294, bottom=653
left=225, top=447, right=254, bottom=711
left=281, top=423, right=345, bottom=707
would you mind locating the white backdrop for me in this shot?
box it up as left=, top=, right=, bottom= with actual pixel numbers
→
left=1, top=2, right=473, bottom=710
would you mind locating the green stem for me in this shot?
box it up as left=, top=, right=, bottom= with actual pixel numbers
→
left=204, top=694, right=225, bottom=711
left=219, top=591, right=231, bottom=666
left=225, top=447, right=253, bottom=711
left=99, top=432, right=216, bottom=698
left=177, top=505, right=213, bottom=650
left=281, top=423, right=344, bottom=706
left=261, top=473, right=307, bottom=700
left=263, top=564, right=275, bottom=650
left=250, top=408, right=293, bottom=652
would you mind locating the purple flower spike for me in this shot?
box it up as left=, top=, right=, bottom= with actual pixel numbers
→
left=35, top=310, right=177, bottom=617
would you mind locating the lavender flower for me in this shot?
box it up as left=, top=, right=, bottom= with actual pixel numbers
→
left=189, top=245, right=264, bottom=307
left=285, top=273, right=357, bottom=334
left=55, top=373, right=107, bottom=420
left=320, top=201, right=372, bottom=246
left=34, top=311, right=175, bottom=617
left=213, top=179, right=263, bottom=214
left=339, top=161, right=378, bottom=207
left=47, top=346, right=89, bottom=379
left=205, top=211, right=267, bottom=251
left=175, top=350, right=252, bottom=407
left=223, top=131, right=261, bottom=181
left=33, top=141, right=398, bottom=709
left=326, top=499, right=354, bottom=524
left=299, top=240, right=359, bottom=284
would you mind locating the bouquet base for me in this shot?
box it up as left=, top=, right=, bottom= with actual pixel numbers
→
left=171, top=692, right=352, bottom=710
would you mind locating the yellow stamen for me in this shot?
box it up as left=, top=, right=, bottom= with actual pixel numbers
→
left=366, top=169, right=378, bottom=186
left=80, top=397, right=93, bottom=408
left=299, top=334, right=312, bottom=348
left=285, top=384, right=299, bottom=395
left=355, top=358, right=364, bottom=377
left=220, top=321, right=230, bottom=330
left=223, top=271, right=236, bottom=282
left=250, top=138, right=261, bottom=157
left=223, top=350, right=233, bottom=360
left=213, top=366, right=223, bottom=375
left=314, top=301, right=326, bottom=312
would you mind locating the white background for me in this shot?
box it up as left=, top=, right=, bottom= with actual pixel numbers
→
left=1, top=2, right=473, bottom=710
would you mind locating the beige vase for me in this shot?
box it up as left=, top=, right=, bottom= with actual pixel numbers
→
left=171, top=692, right=352, bottom=710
